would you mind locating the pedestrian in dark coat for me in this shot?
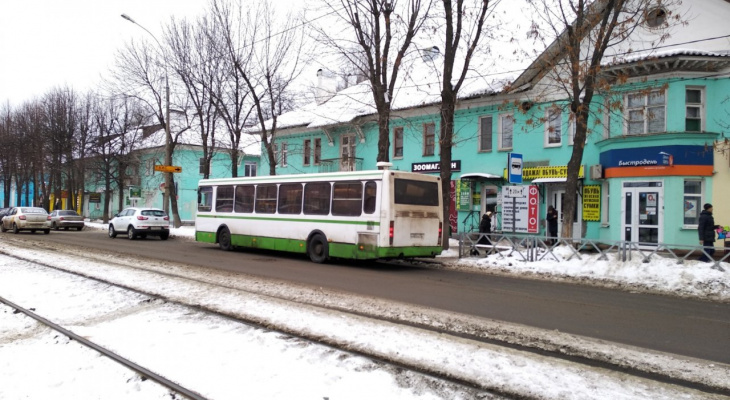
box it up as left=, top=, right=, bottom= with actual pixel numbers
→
left=478, top=212, right=492, bottom=245
left=698, top=203, right=720, bottom=262
left=546, top=206, right=559, bottom=245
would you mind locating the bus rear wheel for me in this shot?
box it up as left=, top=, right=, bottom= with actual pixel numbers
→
left=218, top=227, right=233, bottom=251
left=307, top=233, right=328, bottom=263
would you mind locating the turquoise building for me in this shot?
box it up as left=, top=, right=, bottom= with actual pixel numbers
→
left=260, top=0, right=730, bottom=248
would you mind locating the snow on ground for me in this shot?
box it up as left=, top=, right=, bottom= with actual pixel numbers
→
left=0, top=223, right=728, bottom=399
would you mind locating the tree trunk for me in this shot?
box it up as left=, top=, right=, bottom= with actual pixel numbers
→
left=439, top=91, right=456, bottom=250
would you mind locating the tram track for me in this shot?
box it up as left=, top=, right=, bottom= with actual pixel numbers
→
left=0, top=250, right=503, bottom=399
left=1, top=237, right=728, bottom=399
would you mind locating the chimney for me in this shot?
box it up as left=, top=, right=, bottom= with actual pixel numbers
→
left=315, top=69, right=338, bottom=105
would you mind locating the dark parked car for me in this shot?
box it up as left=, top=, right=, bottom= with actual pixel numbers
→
left=0, top=208, right=11, bottom=220
left=50, top=210, right=85, bottom=231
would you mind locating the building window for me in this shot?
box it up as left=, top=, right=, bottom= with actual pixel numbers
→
left=199, top=158, right=206, bottom=175
left=479, top=116, right=493, bottom=152
left=393, top=127, right=404, bottom=158
left=280, top=142, right=288, bottom=167
left=545, top=108, right=562, bottom=146
left=626, top=90, right=665, bottom=135
left=244, top=162, right=257, bottom=177
left=303, top=139, right=311, bottom=166
left=499, top=114, right=513, bottom=150
left=685, top=87, right=704, bottom=132
left=314, top=138, right=321, bottom=165
left=423, top=123, right=435, bottom=156
left=683, top=180, right=702, bottom=226
left=341, top=134, right=356, bottom=171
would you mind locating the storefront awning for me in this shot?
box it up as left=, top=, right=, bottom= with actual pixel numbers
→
left=531, top=177, right=567, bottom=183
left=460, top=173, right=503, bottom=180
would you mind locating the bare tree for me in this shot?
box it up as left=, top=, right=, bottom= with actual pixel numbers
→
left=211, top=0, right=307, bottom=176
left=316, top=0, right=433, bottom=163
left=110, top=38, right=185, bottom=226
left=513, top=0, right=680, bottom=239
left=165, top=15, right=220, bottom=179
left=88, top=93, right=147, bottom=222
left=436, top=0, right=494, bottom=247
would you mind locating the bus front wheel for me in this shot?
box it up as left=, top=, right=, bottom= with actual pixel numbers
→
left=218, top=227, right=233, bottom=251
left=308, top=234, right=328, bottom=263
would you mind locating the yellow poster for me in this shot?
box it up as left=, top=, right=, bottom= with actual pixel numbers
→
left=582, top=185, right=601, bottom=221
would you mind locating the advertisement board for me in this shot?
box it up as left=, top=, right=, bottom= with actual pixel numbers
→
left=501, top=185, right=539, bottom=233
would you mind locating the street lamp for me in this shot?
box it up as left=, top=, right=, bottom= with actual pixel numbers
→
left=121, top=14, right=174, bottom=221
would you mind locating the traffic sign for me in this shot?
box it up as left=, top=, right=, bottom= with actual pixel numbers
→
left=508, top=153, right=523, bottom=184
left=154, top=165, right=182, bottom=173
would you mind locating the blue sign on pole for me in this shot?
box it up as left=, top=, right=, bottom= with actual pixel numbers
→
left=508, top=153, right=523, bottom=184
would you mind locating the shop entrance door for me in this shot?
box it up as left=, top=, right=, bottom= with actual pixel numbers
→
left=549, top=188, right=581, bottom=241
left=621, top=181, right=663, bottom=246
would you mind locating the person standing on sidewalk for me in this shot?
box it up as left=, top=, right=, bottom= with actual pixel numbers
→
left=546, top=206, right=559, bottom=245
left=698, top=203, right=720, bottom=262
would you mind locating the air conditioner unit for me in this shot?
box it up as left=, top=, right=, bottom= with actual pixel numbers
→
left=589, top=164, right=603, bottom=180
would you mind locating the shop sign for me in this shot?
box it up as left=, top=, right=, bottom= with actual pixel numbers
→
left=88, top=193, right=101, bottom=203
left=412, top=160, right=461, bottom=173
left=582, top=185, right=601, bottom=221
left=503, top=165, right=585, bottom=180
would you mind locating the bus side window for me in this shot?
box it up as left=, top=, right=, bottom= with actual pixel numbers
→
left=255, top=184, right=277, bottom=214
left=332, top=181, right=362, bottom=216
left=304, top=182, right=331, bottom=215
left=198, top=186, right=213, bottom=212
left=363, top=181, right=377, bottom=214
left=278, top=183, right=303, bottom=214
left=215, top=186, right=234, bottom=213
left=234, top=185, right=254, bottom=213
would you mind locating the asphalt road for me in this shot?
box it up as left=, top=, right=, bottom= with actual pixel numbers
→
left=8, top=228, right=730, bottom=364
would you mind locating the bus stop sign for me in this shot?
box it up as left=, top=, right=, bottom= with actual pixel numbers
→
left=508, top=153, right=523, bottom=184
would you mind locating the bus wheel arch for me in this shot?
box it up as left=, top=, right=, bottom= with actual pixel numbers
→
left=307, top=231, right=329, bottom=263
left=217, top=225, right=233, bottom=251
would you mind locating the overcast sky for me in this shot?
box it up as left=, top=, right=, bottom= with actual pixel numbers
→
left=0, top=0, right=207, bottom=107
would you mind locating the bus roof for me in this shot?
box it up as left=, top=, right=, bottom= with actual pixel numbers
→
left=199, top=169, right=440, bottom=186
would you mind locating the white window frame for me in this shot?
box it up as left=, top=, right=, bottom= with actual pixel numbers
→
left=280, top=142, right=288, bottom=167
left=314, top=138, right=321, bottom=166
left=685, top=86, right=705, bottom=132
left=199, top=157, right=206, bottom=175
left=244, top=162, right=257, bottom=177
left=498, top=114, right=513, bottom=151
left=625, top=89, right=666, bottom=135
left=479, top=116, right=493, bottom=152
left=682, top=179, right=703, bottom=228
left=423, top=123, right=436, bottom=156
left=544, top=107, right=562, bottom=147
left=393, top=127, right=404, bottom=159
left=303, top=139, right=311, bottom=166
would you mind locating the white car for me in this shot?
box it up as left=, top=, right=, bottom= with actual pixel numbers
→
left=0, top=207, right=51, bottom=234
left=108, top=207, right=170, bottom=240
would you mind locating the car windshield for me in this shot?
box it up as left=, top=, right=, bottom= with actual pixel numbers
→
left=21, top=208, right=46, bottom=214
left=141, top=210, right=166, bottom=217
left=60, top=210, right=79, bottom=216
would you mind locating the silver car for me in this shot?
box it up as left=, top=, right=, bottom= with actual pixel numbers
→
left=50, top=210, right=85, bottom=231
left=108, top=207, right=170, bottom=240
left=0, top=207, right=51, bottom=234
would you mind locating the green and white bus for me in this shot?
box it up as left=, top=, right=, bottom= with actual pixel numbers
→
left=195, top=166, right=443, bottom=263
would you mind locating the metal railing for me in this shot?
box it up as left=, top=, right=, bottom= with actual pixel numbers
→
left=458, top=232, right=728, bottom=272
